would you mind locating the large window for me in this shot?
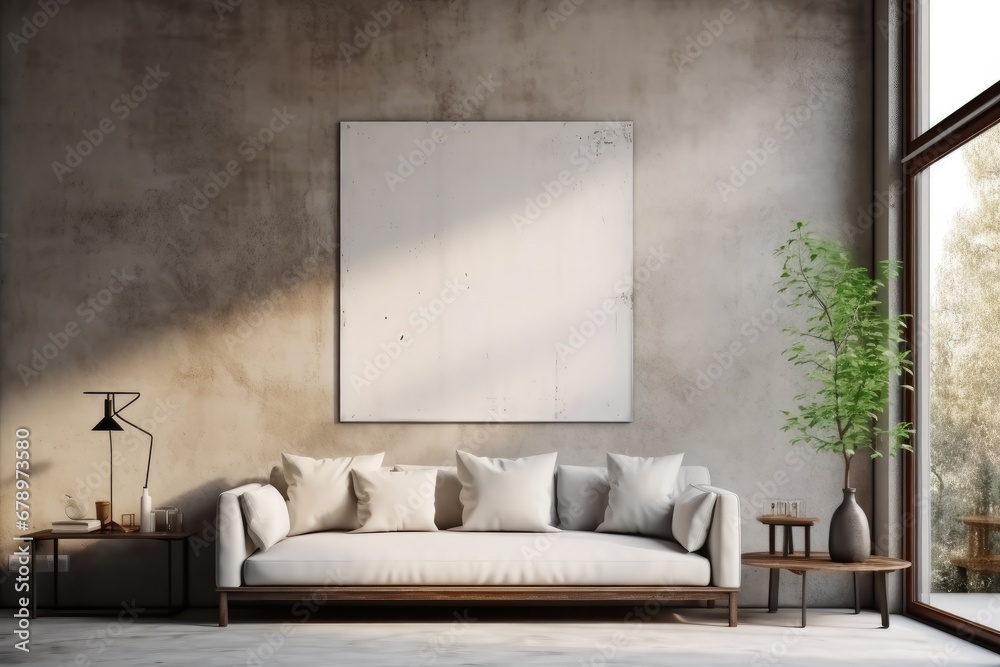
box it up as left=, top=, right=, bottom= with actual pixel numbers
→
left=905, top=0, right=1000, bottom=649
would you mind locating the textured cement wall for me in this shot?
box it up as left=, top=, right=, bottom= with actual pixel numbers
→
left=0, top=0, right=874, bottom=609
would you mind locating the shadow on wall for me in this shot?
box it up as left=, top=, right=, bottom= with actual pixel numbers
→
left=24, top=478, right=254, bottom=610
left=1, top=1, right=517, bottom=395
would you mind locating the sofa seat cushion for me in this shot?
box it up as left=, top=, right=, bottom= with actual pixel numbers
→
left=242, top=530, right=711, bottom=587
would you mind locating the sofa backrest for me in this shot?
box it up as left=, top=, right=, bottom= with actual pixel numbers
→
left=267, top=462, right=711, bottom=532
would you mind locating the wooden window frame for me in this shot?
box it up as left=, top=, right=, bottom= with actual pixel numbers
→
left=902, top=3, right=1000, bottom=652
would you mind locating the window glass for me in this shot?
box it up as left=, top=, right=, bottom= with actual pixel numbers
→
left=918, top=0, right=1000, bottom=133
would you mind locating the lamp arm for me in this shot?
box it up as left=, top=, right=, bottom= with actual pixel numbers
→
left=116, top=414, right=154, bottom=489
left=112, top=392, right=155, bottom=489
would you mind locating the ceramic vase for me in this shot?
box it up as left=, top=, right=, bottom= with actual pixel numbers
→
left=829, top=487, right=870, bottom=563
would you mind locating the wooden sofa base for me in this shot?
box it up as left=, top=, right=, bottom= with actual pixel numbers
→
left=217, top=586, right=739, bottom=628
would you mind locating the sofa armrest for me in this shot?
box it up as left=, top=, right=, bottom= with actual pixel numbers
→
left=696, top=484, right=741, bottom=588
left=216, top=483, right=262, bottom=588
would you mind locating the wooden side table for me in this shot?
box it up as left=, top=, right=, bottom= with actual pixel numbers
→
left=757, top=514, right=819, bottom=556
left=24, top=529, right=195, bottom=618
left=741, top=552, right=911, bottom=628
left=950, top=515, right=1000, bottom=576
left=757, top=514, right=820, bottom=609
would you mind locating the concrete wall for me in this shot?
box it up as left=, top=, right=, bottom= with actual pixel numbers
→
left=0, top=0, right=874, bottom=609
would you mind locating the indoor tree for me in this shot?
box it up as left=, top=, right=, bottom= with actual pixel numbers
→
left=775, top=221, right=913, bottom=490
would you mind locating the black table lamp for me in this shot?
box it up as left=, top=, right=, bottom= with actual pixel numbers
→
left=85, top=392, right=154, bottom=532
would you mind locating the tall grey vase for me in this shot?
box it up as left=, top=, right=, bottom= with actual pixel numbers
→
left=829, top=488, right=870, bottom=563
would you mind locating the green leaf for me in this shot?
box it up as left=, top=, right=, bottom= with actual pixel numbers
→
left=773, top=220, right=912, bottom=473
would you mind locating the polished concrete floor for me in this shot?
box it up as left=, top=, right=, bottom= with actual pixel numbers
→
left=2, top=606, right=998, bottom=666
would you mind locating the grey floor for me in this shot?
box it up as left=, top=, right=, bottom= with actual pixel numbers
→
left=2, top=606, right=998, bottom=666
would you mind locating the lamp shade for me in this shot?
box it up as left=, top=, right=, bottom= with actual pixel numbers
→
left=92, top=398, right=124, bottom=431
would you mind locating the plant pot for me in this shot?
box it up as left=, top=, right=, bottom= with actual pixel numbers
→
left=829, top=488, right=870, bottom=563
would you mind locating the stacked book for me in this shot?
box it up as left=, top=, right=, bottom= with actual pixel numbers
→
left=51, top=519, right=102, bottom=533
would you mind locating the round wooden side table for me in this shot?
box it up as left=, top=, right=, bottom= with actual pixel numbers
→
left=741, top=552, right=911, bottom=628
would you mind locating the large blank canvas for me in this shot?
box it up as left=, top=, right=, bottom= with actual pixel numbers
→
left=340, top=121, right=633, bottom=422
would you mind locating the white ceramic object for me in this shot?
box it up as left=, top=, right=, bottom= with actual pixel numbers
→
left=140, top=488, right=154, bottom=532
left=64, top=494, right=90, bottom=520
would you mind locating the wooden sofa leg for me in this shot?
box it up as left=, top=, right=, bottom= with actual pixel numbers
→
left=728, top=592, right=738, bottom=627
left=219, top=592, right=229, bottom=627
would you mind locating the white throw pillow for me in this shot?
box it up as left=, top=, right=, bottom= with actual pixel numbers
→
left=239, top=485, right=289, bottom=551
left=393, top=465, right=464, bottom=529
left=556, top=465, right=609, bottom=530
left=351, top=469, right=439, bottom=533
left=454, top=450, right=559, bottom=532
left=672, top=485, right=718, bottom=552
left=596, top=452, right=685, bottom=539
left=282, top=451, right=384, bottom=535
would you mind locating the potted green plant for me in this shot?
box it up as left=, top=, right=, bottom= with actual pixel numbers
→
left=775, top=222, right=913, bottom=562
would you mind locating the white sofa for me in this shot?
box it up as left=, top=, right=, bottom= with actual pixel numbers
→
left=216, top=465, right=741, bottom=626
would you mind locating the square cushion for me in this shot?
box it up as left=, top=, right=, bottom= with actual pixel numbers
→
left=454, top=451, right=559, bottom=532
left=596, top=452, right=684, bottom=539
left=393, top=465, right=464, bottom=529
left=672, top=484, right=718, bottom=552
left=556, top=465, right=609, bottom=530
left=351, top=469, right=438, bottom=533
left=283, top=452, right=384, bottom=535
left=394, top=464, right=560, bottom=528
left=557, top=465, right=711, bottom=532
left=239, top=484, right=289, bottom=551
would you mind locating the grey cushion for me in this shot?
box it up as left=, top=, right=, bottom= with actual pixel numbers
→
left=557, top=464, right=711, bottom=532
left=393, top=465, right=464, bottom=529
left=556, top=465, right=609, bottom=530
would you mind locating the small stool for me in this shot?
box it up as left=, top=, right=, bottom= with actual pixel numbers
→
left=757, top=515, right=819, bottom=557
